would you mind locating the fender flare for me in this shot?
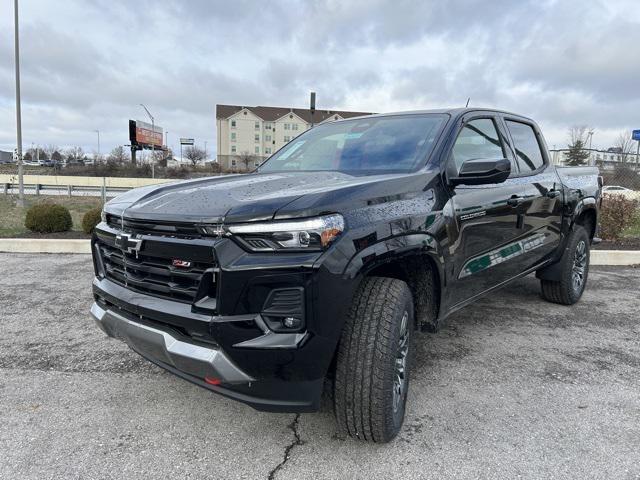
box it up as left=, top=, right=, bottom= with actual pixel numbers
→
left=537, top=198, right=597, bottom=281
left=569, top=197, right=598, bottom=231
left=343, top=232, right=444, bottom=278
left=341, top=232, right=447, bottom=321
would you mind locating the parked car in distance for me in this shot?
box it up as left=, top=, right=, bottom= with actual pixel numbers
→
left=90, top=108, right=601, bottom=442
left=602, top=185, right=640, bottom=201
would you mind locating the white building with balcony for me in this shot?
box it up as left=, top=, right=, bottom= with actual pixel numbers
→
left=215, top=104, right=373, bottom=170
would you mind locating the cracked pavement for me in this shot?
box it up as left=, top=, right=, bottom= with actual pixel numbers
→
left=1, top=254, right=639, bottom=479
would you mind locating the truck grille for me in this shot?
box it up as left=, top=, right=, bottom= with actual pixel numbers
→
left=97, top=241, right=212, bottom=304
left=106, top=215, right=202, bottom=239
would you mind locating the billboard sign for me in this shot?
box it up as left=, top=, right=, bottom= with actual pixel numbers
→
left=180, top=138, right=195, bottom=145
left=632, top=130, right=640, bottom=141
left=129, top=120, right=163, bottom=148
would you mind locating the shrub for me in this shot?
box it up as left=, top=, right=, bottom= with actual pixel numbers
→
left=165, top=165, right=192, bottom=179
left=24, top=203, right=73, bottom=233
left=599, top=195, right=638, bottom=240
left=81, top=207, right=102, bottom=234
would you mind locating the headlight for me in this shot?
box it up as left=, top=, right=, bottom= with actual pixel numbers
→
left=226, top=214, right=344, bottom=251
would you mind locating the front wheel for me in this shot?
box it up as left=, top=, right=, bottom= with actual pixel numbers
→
left=540, top=226, right=590, bottom=305
left=333, top=277, right=414, bottom=443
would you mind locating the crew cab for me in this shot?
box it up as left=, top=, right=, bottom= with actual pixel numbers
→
left=90, top=108, right=601, bottom=442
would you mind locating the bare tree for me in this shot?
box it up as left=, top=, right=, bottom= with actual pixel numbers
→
left=568, top=126, right=588, bottom=144
left=184, top=146, right=206, bottom=167
left=614, top=131, right=635, bottom=163
left=25, top=146, right=47, bottom=161
left=43, top=144, right=59, bottom=159
left=566, top=126, right=591, bottom=166
left=238, top=151, right=255, bottom=171
left=24, top=147, right=40, bottom=162
left=107, top=146, right=130, bottom=164
left=156, top=148, right=172, bottom=168
left=66, top=146, right=86, bottom=163
left=51, top=150, right=63, bottom=163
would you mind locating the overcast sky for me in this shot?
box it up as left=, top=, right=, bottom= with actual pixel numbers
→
left=1, top=0, right=638, bottom=158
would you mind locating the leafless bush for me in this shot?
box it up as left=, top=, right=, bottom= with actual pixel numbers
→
left=599, top=195, right=638, bottom=240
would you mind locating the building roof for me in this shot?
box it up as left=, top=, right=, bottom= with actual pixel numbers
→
left=216, top=104, right=374, bottom=124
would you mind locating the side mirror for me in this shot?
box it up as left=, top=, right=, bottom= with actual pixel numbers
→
left=450, top=158, right=511, bottom=186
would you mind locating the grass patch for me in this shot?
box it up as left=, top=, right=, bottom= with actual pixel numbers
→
left=622, top=211, right=640, bottom=238
left=0, top=195, right=103, bottom=237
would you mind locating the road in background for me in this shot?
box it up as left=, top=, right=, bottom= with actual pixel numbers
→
left=0, top=255, right=639, bottom=479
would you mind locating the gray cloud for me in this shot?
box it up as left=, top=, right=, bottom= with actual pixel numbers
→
left=0, top=0, right=638, bottom=155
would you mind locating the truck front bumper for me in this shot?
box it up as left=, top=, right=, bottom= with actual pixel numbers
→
left=90, top=285, right=324, bottom=413
left=90, top=301, right=254, bottom=384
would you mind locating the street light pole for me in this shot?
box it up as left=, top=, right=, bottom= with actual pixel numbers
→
left=95, top=129, right=100, bottom=162
left=139, top=103, right=155, bottom=178
left=14, top=0, right=24, bottom=207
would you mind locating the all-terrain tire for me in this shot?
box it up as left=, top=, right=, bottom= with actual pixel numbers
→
left=334, top=276, right=414, bottom=443
left=540, top=226, right=590, bottom=305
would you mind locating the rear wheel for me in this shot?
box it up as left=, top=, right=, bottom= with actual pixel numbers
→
left=334, top=277, right=414, bottom=443
left=540, top=226, right=590, bottom=305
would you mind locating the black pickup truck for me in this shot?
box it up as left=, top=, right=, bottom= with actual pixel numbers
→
left=91, top=108, right=601, bottom=442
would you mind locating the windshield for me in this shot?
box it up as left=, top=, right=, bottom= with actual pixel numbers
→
left=258, top=114, right=447, bottom=174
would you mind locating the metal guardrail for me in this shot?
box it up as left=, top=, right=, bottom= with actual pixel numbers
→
left=3, top=182, right=130, bottom=201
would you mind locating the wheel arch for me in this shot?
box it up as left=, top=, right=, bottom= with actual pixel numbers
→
left=537, top=214, right=592, bottom=282
left=570, top=198, right=598, bottom=241
left=343, top=233, right=445, bottom=331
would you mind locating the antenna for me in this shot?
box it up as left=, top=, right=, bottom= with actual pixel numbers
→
left=465, top=97, right=470, bottom=108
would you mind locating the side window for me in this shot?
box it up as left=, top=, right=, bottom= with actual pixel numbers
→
left=505, top=120, right=544, bottom=173
left=451, top=119, right=504, bottom=172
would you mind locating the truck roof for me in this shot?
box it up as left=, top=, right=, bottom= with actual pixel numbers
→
left=346, top=107, right=535, bottom=123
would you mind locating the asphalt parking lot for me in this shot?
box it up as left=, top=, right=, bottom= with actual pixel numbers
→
left=0, top=254, right=639, bottom=479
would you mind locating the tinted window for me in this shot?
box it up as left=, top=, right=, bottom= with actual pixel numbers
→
left=451, top=119, right=504, bottom=172
left=506, top=120, right=545, bottom=172
left=259, top=114, right=447, bottom=174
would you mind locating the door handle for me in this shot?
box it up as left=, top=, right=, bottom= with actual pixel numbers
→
left=507, top=196, right=523, bottom=207
left=546, top=190, right=561, bottom=199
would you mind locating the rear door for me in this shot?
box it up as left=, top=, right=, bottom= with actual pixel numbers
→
left=444, top=114, right=527, bottom=307
left=502, top=117, right=563, bottom=269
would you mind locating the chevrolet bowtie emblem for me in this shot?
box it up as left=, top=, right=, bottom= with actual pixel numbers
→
left=115, top=233, right=143, bottom=254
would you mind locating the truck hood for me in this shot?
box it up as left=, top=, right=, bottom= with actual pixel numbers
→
left=105, top=171, right=437, bottom=224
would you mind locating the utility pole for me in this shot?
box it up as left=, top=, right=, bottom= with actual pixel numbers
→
left=95, top=129, right=100, bottom=162
left=165, top=131, right=169, bottom=163
left=587, top=129, right=594, bottom=166
left=139, top=104, right=155, bottom=178
left=14, top=0, right=24, bottom=207
left=310, top=91, right=316, bottom=128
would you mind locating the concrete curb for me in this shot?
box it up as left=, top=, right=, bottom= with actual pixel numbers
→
left=0, top=239, right=91, bottom=254
left=0, top=239, right=639, bottom=265
left=591, top=250, right=640, bottom=266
